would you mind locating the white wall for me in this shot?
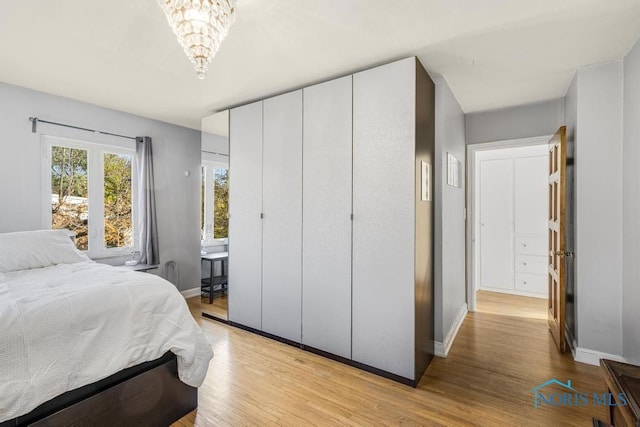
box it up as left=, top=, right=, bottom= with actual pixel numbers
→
left=466, top=99, right=564, bottom=145
left=623, top=39, right=640, bottom=364
left=433, top=75, right=467, bottom=350
left=571, top=62, right=624, bottom=358
left=0, top=82, right=201, bottom=291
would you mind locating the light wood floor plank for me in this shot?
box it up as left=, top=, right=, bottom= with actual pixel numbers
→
left=201, top=293, right=228, bottom=320
left=175, top=291, right=605, bottom=426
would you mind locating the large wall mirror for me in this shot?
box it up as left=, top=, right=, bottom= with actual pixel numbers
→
left=200, top=110, right=229, bottom=321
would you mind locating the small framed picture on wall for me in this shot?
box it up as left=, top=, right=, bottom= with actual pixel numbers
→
left=447, top=153, right=461, bottom=188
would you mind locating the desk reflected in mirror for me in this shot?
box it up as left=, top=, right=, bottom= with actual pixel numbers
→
left=201, top=251, right=228, bottom=320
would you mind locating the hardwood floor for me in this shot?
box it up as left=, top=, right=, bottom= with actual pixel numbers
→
left=476, top=289, right=548, bottom=320
left=176, top=292, right=605, bottom=426
left=200, top=293, right=228, bottom=320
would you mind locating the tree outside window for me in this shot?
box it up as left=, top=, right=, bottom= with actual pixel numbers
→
left=103, top=153, right=133, bottom=248
left=201, top=162, right=229, bottom=242
left=213, top=168, right=229, bottom=238
left=51, top=146, right=89, bottom=249
left=47, top=138, right=136, bottom=256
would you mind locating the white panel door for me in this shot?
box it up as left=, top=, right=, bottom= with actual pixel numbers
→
left=515, top=155, right=549, bottom=236
left=262, top=90, right=303, bottom=343
left=302, top=76, right=352, bottom=358
left=479, top=158, right=514, bottom=290
left=228, top=101, right=263, bottom=330
left=352, top=58, right=416, bottom=379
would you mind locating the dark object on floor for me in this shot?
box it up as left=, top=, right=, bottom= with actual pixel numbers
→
left=601, top=359, right=640, bottom=427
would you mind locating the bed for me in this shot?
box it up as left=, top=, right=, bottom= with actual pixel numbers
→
left=0, top=230, right=213, bottom=426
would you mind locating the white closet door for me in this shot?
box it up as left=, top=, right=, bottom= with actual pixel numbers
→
left=302, top=76, right=352, bottom=358
left=514, top=155, right=549, bottom=295
left=352, top=58, right=416, bottom=379
left=479, top=158, right=514, bottom=290
left=228, top=101, right=263, bottom=330
left=262, top=90, right=303, bottom=343
left=515, top=155, right=549, bottom=236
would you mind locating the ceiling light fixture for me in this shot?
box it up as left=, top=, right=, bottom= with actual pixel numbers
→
left=157, top=0, right=236, bottom=79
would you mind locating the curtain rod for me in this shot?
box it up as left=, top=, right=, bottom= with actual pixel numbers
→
left=202, top=149, right=229, bottom=157
left=29, top=117, right=137, bottom=141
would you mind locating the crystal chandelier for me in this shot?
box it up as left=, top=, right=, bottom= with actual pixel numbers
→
left=157, top=0, right=236, bottom=79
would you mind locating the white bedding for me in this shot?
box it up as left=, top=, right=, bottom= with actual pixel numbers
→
left=0, top=261, right=213, bottom=422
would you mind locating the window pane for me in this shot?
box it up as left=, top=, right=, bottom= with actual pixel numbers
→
left=104, top=153, right=133, bottom=248
left=51, top=146, right=88, bottom=250
left=214, top=168, right=229, bottom=238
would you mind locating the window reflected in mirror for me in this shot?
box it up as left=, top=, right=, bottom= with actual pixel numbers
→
left=200, top=163, right=228, bottom=242
left=200, top=110, right=229, bottom=321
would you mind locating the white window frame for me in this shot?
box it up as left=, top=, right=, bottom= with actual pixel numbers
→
left=41, top=134, right=139, bottom=258
left=201, top=159, right=228, bottom=246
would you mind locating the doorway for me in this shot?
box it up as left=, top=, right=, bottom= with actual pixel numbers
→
left=467, top=136, right=551, bottom=315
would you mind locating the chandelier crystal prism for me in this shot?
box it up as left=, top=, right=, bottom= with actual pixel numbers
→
left=157, top=0, right=236, bottom=79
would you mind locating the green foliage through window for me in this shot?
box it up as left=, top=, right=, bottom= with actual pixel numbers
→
left=104, top=153, right=133, bottom=248
left=51, top=146, right=89, bottom=249
left=201, top=164, right=229, bottom=240
left=50, top=144, right=134, bottom=252
left=213, top=168, right=229, bottom=238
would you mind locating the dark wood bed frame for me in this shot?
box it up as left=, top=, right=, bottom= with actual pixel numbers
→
left=1, top=352, right=197, bottom=427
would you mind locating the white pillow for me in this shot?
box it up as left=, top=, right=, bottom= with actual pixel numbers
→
left=0, top=229, right=91, bottom=273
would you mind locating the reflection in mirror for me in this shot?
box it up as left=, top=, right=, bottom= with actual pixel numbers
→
left=200, top=110, right=229, bottom=321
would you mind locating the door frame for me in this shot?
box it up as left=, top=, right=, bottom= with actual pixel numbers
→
left=466, top=135, right=551, bottom=312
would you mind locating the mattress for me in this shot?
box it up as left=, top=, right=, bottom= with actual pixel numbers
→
left=0, top=261, right=213, bottom=422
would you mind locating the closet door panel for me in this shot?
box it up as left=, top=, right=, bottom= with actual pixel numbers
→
left=515, top=156, right=548, bottom=236
left=228, top=101, right=263, bottom=330
left=302, top=76, right=352, bottom=359
left=262, top=90, right=303, bottom=343
left=352, top=58, right=416, bottom=379
left=479, top=158, right=514, bottom=290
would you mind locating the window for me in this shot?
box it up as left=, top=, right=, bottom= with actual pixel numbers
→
left=103, top=153, right=134, bottom=249
left=44, top=136, right=137, bottom=257
left=201, top=160, right=228, bottom=243
left=50, top=146, right=89, bottom=249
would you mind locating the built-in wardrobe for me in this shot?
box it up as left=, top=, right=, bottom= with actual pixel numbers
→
left=477, top=144, right=549, bottom=298
left=228, top=57, right=435, bottom=385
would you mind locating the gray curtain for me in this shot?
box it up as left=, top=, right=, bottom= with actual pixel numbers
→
left=136, top=136, right=159, bottom=265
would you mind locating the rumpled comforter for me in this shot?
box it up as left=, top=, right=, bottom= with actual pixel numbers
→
left=0, top=261, right=213, bottom=421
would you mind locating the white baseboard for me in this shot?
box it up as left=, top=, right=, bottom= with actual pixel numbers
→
left=180, top=287, right=200, bottom=299
left=574, top=347, right=626, bottom=366
left=435, top=304, right=468, bottom=358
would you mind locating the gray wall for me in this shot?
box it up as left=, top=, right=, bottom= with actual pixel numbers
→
left=623, top=39, right=640, bottom=364
left=466, top=99, right=564, bottom=144
left=433, top=75, right=467, bottom=345
left=573, top=61, right=624, bottom=356
left=0, top=82, right=201, bottom=291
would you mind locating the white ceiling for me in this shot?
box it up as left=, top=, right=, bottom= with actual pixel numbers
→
left=0, top=0, right=639, bottom=131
